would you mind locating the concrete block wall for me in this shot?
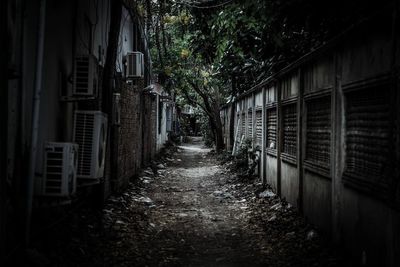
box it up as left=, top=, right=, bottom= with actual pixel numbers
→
left=221, top=7, right=400, bottom=265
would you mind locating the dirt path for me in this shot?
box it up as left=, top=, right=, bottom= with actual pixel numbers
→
left=25, top=138, right=344, bottom=266
left=98, top=137, right=344, bottom=267
left=141, top=138, right=263, bottom=266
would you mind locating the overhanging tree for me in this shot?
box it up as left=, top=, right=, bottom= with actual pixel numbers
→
left=141, top=0, right=389, bottom=151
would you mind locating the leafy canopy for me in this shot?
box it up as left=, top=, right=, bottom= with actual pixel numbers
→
left=136, top=0, right=389, bottom=100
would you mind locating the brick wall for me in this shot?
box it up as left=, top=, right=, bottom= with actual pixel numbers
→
left=107, top=78, right=159, bottom=193
left=141, top=93, right=155, bottom=163
left=113, top=79, right=145, bottom=191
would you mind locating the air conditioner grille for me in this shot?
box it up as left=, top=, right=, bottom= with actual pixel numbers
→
left=44, top=151, right=63, bottom=194
left=75, top=57, right=91, bottom=94
left=75, top=113, right=95, bottom=176
left=126, top=52, right=144, bottom=78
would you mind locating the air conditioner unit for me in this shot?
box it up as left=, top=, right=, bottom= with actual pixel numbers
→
left=36, top=142, right=78, bottom=197
left=73, top=111, right=108, bottom=181
left=73, top=54, right=98, bottom=96
left=126, top=52, right=144, bottom=79
left=112, top=93, right=121, bottom=125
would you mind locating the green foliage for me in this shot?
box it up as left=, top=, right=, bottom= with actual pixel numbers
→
left=233, top=138, right=252, bottom=173
left=139, top=0, right=388, bottom=149
left=188, top=0, right=388, bottom=95
left=232, top=139, right=262, bottom=178
left=198, top=114, right=214, bottom=147
left=137, top=0, right=388, bottom=97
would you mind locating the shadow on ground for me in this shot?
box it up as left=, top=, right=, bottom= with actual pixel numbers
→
left=21, top=137, right=347, bottom=267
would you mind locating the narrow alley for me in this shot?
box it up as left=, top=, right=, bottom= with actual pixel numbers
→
left=30, top=138, right=343, bottom=266
left=4, top=0, right=399, bottom=265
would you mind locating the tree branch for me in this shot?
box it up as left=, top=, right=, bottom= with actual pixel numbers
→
left=160, top=0, right=168, bottom=56
left=181, top=88, right=212, bottom=117
left=155, top=17, right=164, bottom=68
left=186, top=79, right=215, bottom=117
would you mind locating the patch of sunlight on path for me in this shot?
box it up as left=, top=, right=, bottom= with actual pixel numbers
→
left=177, top=145, right=210, bottom=153
left=174, top=166, right=219, bottom=178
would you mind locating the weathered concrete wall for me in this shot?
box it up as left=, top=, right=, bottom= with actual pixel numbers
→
left=255, top=91, right=263, bottom=107
left=221, top=7, right=400, bottom=265
left=332, top=15, right=399, bottom=265
left=35, top=0, right=76, bottom=175
left=340, top=187, right=398, bottom=265
left=303, top=172, right=331, bottom=235
left=280, top=162, right=298, bottom=207
left=266, top=155, right=278, bottom=192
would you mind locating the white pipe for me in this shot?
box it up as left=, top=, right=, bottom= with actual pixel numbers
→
left=26, top=0, right=46, bottom=245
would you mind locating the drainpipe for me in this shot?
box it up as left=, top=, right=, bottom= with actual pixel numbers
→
left=25, top=0, right=46, bottom=246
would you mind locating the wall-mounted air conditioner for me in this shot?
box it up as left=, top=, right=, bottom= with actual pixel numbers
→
left=73, top=55, right=98, bottom=97
left=112, top=93, right=121, bottom=125
left=73, top=111, right=108, bottom=181
left=36, top=142, right=78, bottom=197
left=126, top=52, right=144, bottom=79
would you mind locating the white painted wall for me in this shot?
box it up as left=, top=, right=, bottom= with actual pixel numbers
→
left=255, top=91, right=263, bottom=107
left=117, top=7, right=134, bottom=73
left=33, top=0, right=136, bottom=176
left=156, top=96, right=169, bottom=151
left=76, top=0, right=110, bottom=65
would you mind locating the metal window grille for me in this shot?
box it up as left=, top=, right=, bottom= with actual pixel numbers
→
left=267, top=108, right=277, bottom=150
left=305, top=96, right=331, bottom=166
left=248, top=111, right=253, bottom=138
left=241, top=112, right=246, bottom=137
left=256, top=110, right=262, bottom=144
left=282, top=104, right=297, bottom=156
left=344, top=86, right=391, bottom=192
left=236, top=114, right=240, bottom=136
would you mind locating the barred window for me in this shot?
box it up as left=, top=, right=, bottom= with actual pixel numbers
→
left=236, top=114, right=240, bottom=136
left=256, top=110, right=262, bottom=145
left=344, top=86, right=391, bottom=194
left=305, top=96, right=331, bottom=167
left=241, top=112, right=246, bottom=137
left=282, top=104, right=297, bottom=156
left=248, top=110, right=253, bottom=138
left=267, top=108, right=277, bottom=151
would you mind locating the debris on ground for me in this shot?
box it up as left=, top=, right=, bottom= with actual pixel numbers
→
left=259, top=189, right=276, bottom=198
left=23, top=138, right=346, bottom=267
left=307, top=229, right=318, bottom=241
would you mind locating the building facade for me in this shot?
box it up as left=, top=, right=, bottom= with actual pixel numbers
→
left=3, top=0, right=174, bottom=261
